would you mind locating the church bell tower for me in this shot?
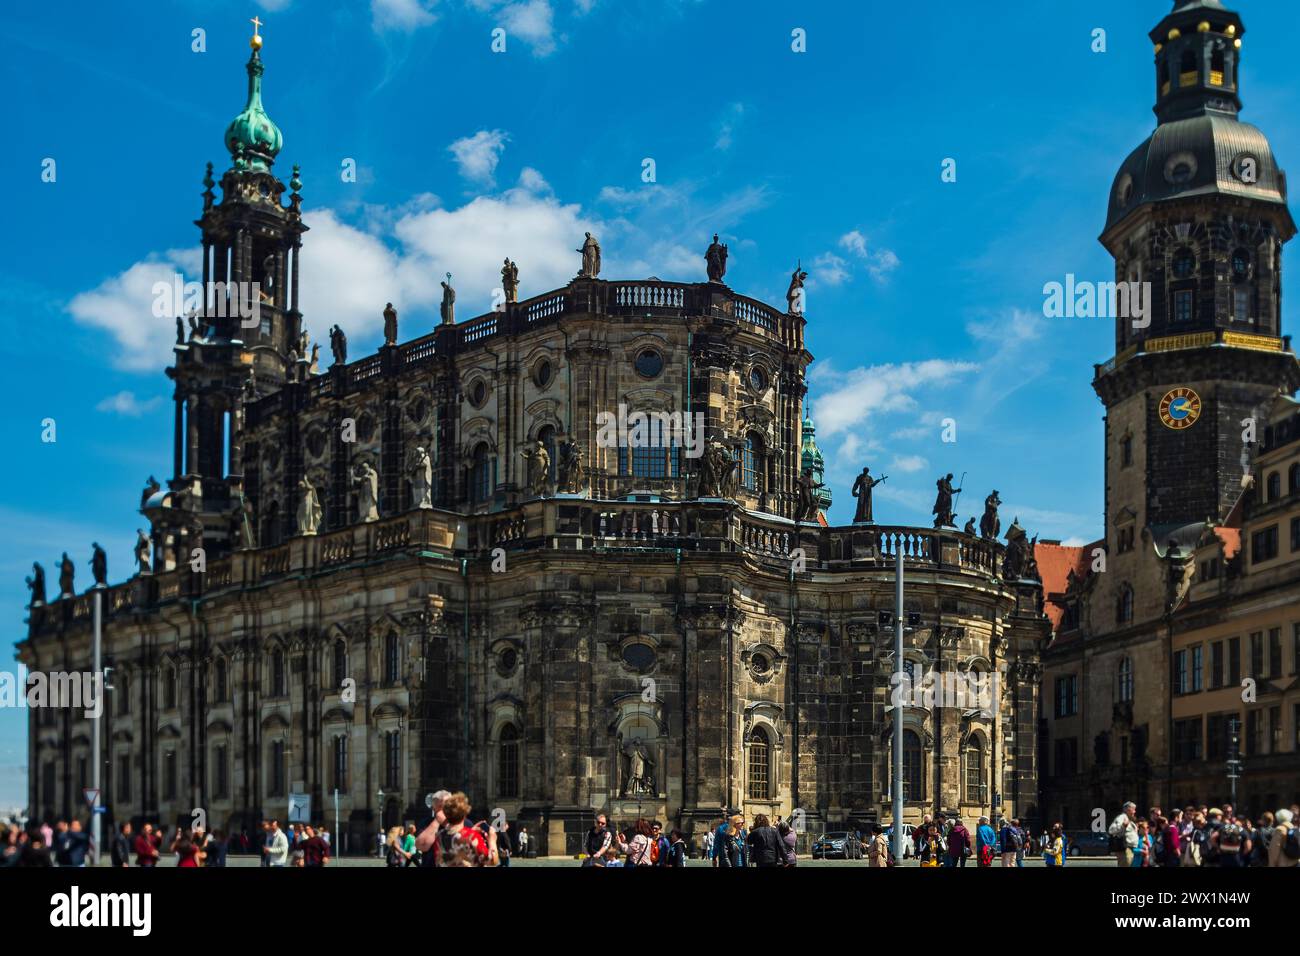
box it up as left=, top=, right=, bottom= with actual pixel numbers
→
left=157, top=20, right=307, bottom=558
left=1095, top=0, right=1299, bottom=559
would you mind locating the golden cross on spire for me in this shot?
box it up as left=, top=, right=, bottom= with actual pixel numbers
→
left=249, top=15, right=264, bottom=50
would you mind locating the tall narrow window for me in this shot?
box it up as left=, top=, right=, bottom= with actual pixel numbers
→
left=470, top=443, right=491, bottom=503
left=1118, top=657, right=1134, bottom=702
left=384, top=633, right=400, bottom=685
left=384, top=731, right=401, bottom=790
left=741, top=433, right=764, bottom=492
left=163, top=665, right=177, bottom=710
left=747, top=728, right=770, bottom=799
left=965, top=738, right=985, bottom=803
left=902, top=730, right=922, bottom=801
left=215, top=658, right=228, bottom=702
left=268, top=740, right=285, bottom=797
left=498, top=725, right=520, bottom=799
left=164, top=751, right=177, bottom=801
left=117, top=754, right=131, bottom=803
left=117, top=672, right=130, bottom=715
left=214, top=744, right=229, bottom=799
left=333, top=641, right=347, bottom=689
left=332, top=734, right=348, bottom=793
left=271, top=649, right=285, bottom=696
left=1173, top=289, right=1193, bottom=323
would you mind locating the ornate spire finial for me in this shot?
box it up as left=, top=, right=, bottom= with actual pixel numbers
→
left=250, top=16, right=264, bottom=50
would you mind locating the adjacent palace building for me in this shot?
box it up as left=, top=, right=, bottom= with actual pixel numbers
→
left=1039, top=0, right=1300, bottom=826
left=20, top=1, right=1300, bottom=854
left=19, top=27, right=1048, bottom=853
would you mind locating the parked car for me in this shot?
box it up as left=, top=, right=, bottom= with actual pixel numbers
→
left=812, top=831, right=862, bottom=860
left=1064, top=831, right=1110, bottom=857
left=881, top=824, right=914, bottom=858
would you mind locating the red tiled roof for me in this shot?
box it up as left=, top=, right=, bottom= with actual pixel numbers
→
left=1213, top=527, right=1241, bottom=561
left=1034, top=540, right=1095, bottom=636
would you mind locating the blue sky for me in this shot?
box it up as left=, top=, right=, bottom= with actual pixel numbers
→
left=1, top=0, right=1297, bottom=807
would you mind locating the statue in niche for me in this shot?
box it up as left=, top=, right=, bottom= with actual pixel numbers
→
left=620, top=738, right=656, bottom=797
left=297, top=476, right=323, bottom=535
left=520, top=439, right=550, bottom=497
left=353, top=461, right=381, bottom=522
left=557, top=438, right=586, bottom=494
left=697, top=440, right=737, bottom=499
left=408, top=447, right=433, bottom=509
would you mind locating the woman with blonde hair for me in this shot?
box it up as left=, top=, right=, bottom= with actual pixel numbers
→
left=385, top=826, right=408, bottom=867
left=1268, top=809, right=1298, bottom=867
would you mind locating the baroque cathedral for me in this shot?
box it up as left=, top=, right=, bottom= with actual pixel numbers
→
left=20, top=25, right=1050, bottom=853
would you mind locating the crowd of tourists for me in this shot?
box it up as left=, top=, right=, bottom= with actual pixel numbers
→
left=0, top=818, right=238, bottom=867
left=1106, top=800, right=1300, bottom=867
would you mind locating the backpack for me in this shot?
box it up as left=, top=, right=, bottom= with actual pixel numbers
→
left=979, top=844, right=993, bottom=866
left=649, top=838, right=660, bottom=864
left=1006, top=827, right=1024, bottom=851
left=1181, top=835, right=1202, bottom=867
left=1284, top=827, right=1300, bottom=861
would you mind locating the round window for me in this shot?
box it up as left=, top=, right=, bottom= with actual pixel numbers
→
left=749, top=367, right=767, bottom=392
left=498, top=647, right=518, bottom=676
left=621, top=642, right=656, bottom=673
left=634, top=349, right=664, bottom=379
left=534, top=360, right=553, bottom=389
left=752, top=653, right=771, bottom=675
left=470, top=380, right=488, bottom=407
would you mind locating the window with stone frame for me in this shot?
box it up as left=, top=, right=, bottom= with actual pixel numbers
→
left=268, top=740, right=286, bottom=797
left=470, top=443, right=492, bottom=503
left=384, top=731, right=401, bottom=790
left=1268, top=628, right=1282, bottom=679
left=902, top=730, right=923, bottom=800
left=214, top=743, right=229, bottom=799
left=215, top=657, right=228, bottom=702
left=117, top=672, right=130, bottom=715
left=740, top=432, right=765, bottom=492
left=747, top=727, right=771, bottom=799
left=498, top=724, right=520, bottom=799
left=164, top=750, right=178, bottom=800
left=270, top=648, right=286, bottom=697
left=964, top=737, right=985, bottom=804
left=1173, top=718, right=1202, bottom=762
left=1116, top=584, right=1134, bottom=624
left=332, top=734, right=348, bottom=793
left=163, top=664, right=177, bottom=710
left=1173, top=289, right=1193, bottom=323
left=1118, top=656, right=1134, bottom=702
left=332, top=640, right=347, bottom=689
left=384, top=632, right=400, bottom=685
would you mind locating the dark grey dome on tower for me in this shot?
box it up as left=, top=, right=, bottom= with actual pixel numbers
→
left=1103, top=0, right=1291, bottom=234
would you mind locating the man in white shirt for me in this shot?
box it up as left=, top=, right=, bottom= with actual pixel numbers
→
left=264, top=819, right=289, bottom=867
left=1109, top=802, right=1139, bottom=867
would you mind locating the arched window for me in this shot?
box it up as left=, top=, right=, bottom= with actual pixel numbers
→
left=1117, top=585, right=1134, bottom=625
left=1179, top=49, right=1197, bottom=86
left=1118, top=656, right=1134, bottom=702
left=1210, top=47, right=1225, bottom=85
left=1266, top=471, right=1281, bottom=502
left=332, top=640, right=347, bottom=689
left=740, top=432, right=764, bottom=492
left=470, top=443, right=491, bottom=503
left=902, top=730, right=923, bottom=801
left=215, top=658, right=227, bottom=703
left=965, top=737, right=985, bottom=803
left=270, top=649, right=285, bottom=697
left=747, top=727, right=771, bottom=799
left=384, top=633, right=400, bottom=685
left=163, top=664, right=176, bottom=710
left=498, top=724, right=520, bottom=799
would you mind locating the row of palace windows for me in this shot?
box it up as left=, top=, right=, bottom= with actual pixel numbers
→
left=1173, top=706, right=1300, bottom=763
left=1053, top=659, right=1136, bottom=720
left=1175, top=625, right=1300, bottom=695
left=87, top=635, right=406, bottom=721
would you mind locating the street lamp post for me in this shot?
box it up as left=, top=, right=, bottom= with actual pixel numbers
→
left=891, top=549, right=904, bottom=862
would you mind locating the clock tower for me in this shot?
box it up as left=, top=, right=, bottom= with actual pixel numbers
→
left=1094, top=0, right=1299, bottom=575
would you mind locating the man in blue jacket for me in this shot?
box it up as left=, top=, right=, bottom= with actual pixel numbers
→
left=975, top=816, right=998, bottom=867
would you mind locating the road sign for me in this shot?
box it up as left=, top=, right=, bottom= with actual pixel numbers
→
left=83, top=788, right=100, bottom=810
left=92, top=806, right=107, bottom=814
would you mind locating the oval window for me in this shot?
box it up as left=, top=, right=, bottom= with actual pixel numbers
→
left=621, top=642, right=656, bottom=673
left=534, top=360, right=553, bottom=389
left=470, top=380, right=488, bottom=407
left=634, top=349, right=664, bottom=379
left=749, top=367, right=767, bottom=392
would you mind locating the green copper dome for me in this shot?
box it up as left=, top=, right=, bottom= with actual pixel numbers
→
left=800, top=409, right=832, bottom=513
left=224, top=49, right=282, bottom=171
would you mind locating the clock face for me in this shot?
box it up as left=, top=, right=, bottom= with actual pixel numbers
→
left=1159, top=387, right=1202, bottom=430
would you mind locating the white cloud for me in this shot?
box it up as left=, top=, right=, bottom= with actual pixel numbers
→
left=471, top=0, right=558, bottom=55
left=96, top=391, right=162, bottom=417
left=448, top=129, right=509, bottom=186
left=371, top=0, right=439, bottom=31
left=67, top=247, right=202, bottom=372
left=715, top=103, right=746, bottom=151
left=888, top=454, right=928, bottom=474
left=835, top=229, right=900, bottom=282
left=254, top=0, right=294, bottom=11
left=809, top=359, right=978, bottom=439
left=811, top=252, right=850, bottom=286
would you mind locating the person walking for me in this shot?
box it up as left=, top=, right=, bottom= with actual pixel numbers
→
left=999, top=817, right=1024, bottom=867
left=1251, top=812, right=1274, bottom=867
left=918, top=823, right=945, bottom=867
left=745, top=814, right=784, bottom=867
left=1043, top=823, right=1066, bottom=867
left=715, top=816, right=741, bottom=868
left=584, top=814, right=612, bottom=866
left=1268, top=809, right=1299, bottom=867
left=702, top=825, right=715, bottom=865
left=376, top=827, right=386, bottom=860
left=264, top=820, right=289, bottom=867
left=650, top=821, right=670, bottom=866
left=1108, top=802, right=1139, bottom=866
left=778, top=818, right=798, bottom=867
left=134, top=823, right=160, bottom=867
left=518, top=826, right=530, bottom=858
left=665, top=829, right=688, bottom=867
left=207, top=829, right=228, bottom=867
left=111, top=822, right=133, bottom=868
left=946, top=818, right=970, bottom=868
left=385, top=826, right=408, bottom=867
left=624, top=819, right=655, bottom=867
left=976, top=816, right=997, bottom=867
left=868, top=824, right=890, bottom=868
